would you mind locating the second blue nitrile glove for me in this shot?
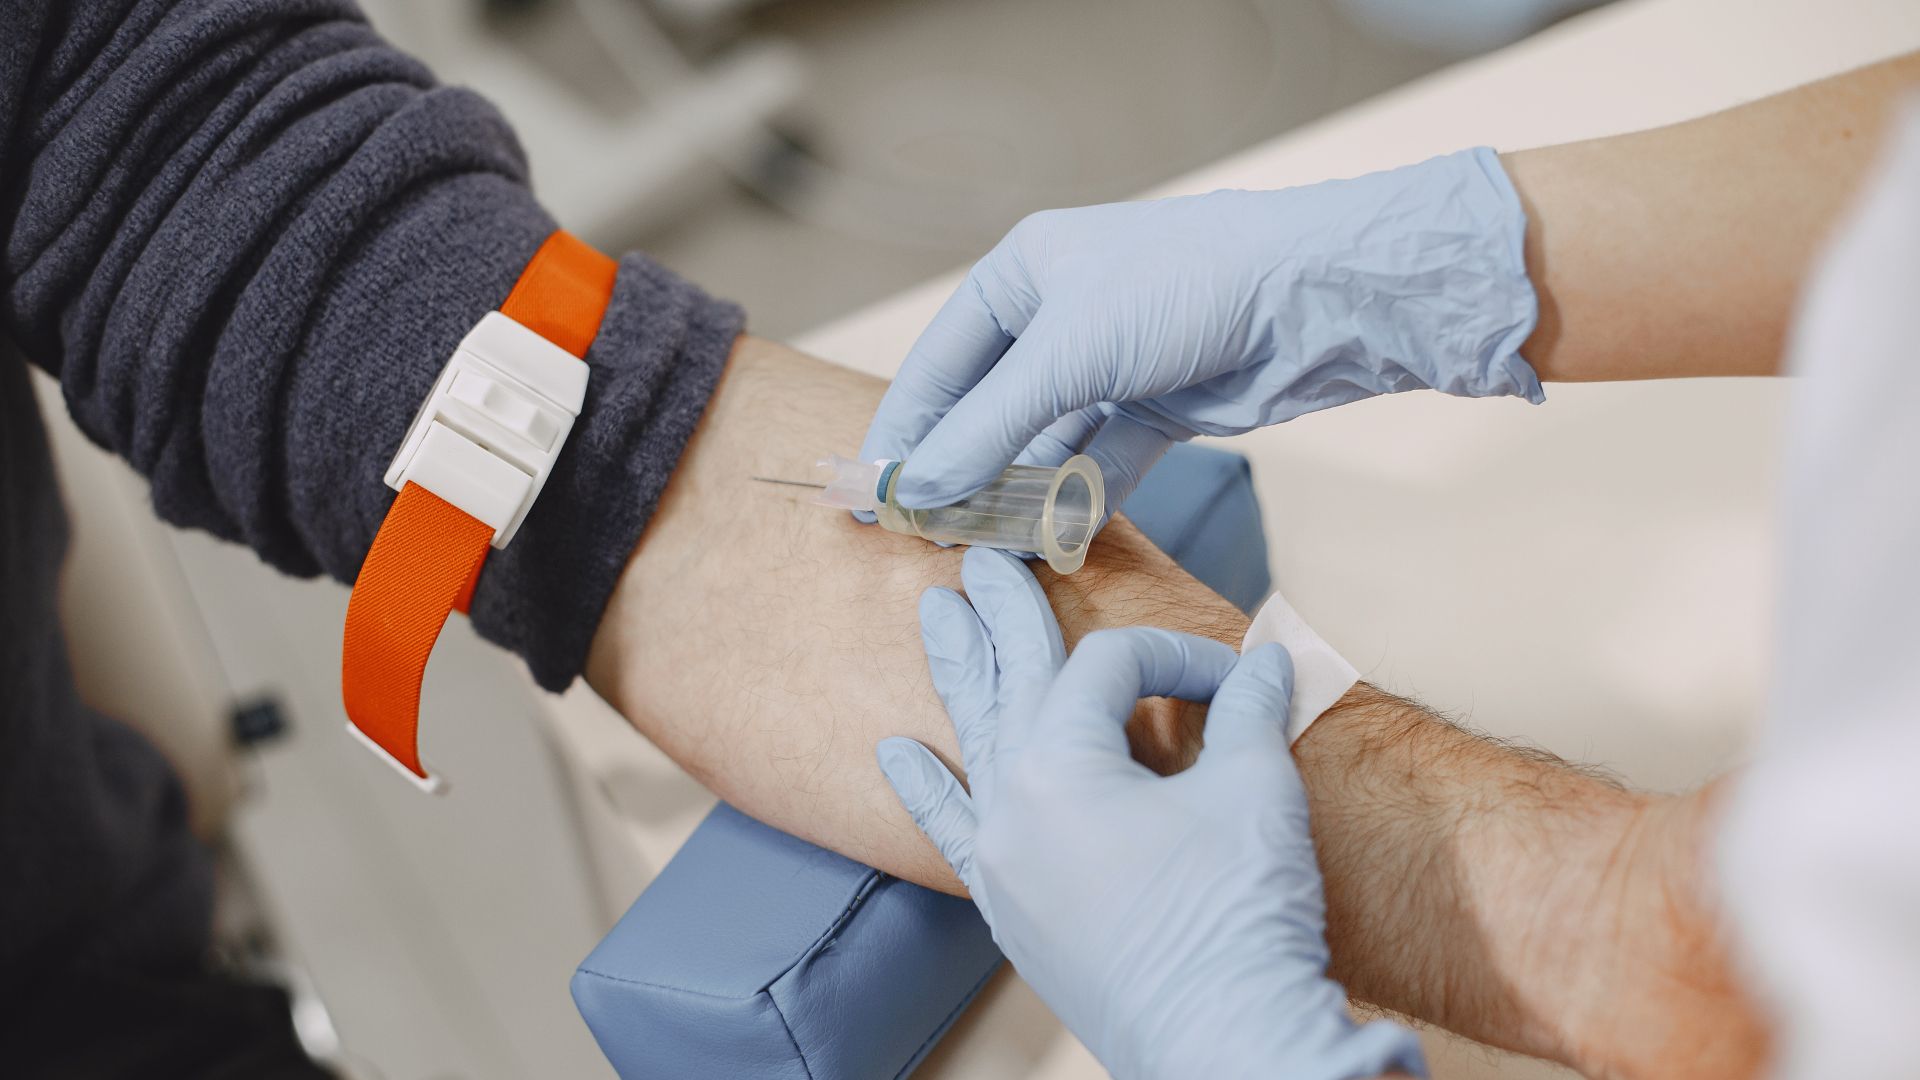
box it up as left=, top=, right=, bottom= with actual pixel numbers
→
left=860, top=147, right=1541, bottom=512
left=877, top=548, right=1427, bottom=1080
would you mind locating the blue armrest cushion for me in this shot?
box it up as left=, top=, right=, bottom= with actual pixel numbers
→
left=574, top=802, right=996, bottom=1079
left=1123, top=443, right=1271, bottom=614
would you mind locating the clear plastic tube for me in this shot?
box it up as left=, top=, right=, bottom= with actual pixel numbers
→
left=875, top=455, right=1105, bottom=574
left=807, top=453, right=1106, bottom=573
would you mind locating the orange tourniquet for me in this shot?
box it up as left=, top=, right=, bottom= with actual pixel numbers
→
left=341, top=231, right=616, bottom=782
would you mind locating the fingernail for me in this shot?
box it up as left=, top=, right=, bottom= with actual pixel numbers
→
left=1247, top=642, right=1295, bottom=696
left=875, top=738, right=925, bottom=797
left=895, top=468, right=954, bottom=510
left=894, top=482, right=934, bottom=509
left=918, top=589, right=971, bottom=658
left=963, top=545, right=1025, bottom=584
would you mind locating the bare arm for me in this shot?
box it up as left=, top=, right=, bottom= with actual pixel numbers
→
left=584, top=336, right=1242, bottom=886
left=1506, top=51, right=1920, bottom=382
left=586, top=337, right=1760, bottom=1077
left=1299, top=685, right=1768, bottom=1079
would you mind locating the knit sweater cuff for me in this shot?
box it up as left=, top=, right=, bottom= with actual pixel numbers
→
left=466, top=255, right=743, bottom=691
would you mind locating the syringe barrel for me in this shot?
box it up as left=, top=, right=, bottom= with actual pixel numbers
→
left=875, top=455, right=1105, bottom=574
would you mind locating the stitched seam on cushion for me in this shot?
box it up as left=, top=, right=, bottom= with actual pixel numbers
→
left=765, top=985, right=818, bottom=1080
left=754, top=872, right=887, bottom=1080
left=574, top=964, right=759, bottom=1001
left=576, top=971, right=815, bottom=1079
left=571, top=872, right=884, bottom=1003
left=757, top=869, right=884, bottom=994
left=891, top=960, right=1003, bottom=1080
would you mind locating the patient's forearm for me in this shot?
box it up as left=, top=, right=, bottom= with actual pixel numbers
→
left=1298, top=685, right=1768, bottom=1079
left=584, top=336, right=1240, bottom=887
left=1505, top=51, right=1919, bottom=382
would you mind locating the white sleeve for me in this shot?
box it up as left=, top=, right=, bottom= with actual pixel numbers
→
left=1714, top=99, right=1920, bottom=1080
left=1718, top=724, right=1920, bottom=1079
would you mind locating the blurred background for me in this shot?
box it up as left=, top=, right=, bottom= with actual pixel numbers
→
left=357, top=0, right=1464, bottom=336
left=36, top=0, right=1919, bottom=1078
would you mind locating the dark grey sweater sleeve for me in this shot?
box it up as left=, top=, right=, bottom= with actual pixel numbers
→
left=0, top=0, right=742, bottom=689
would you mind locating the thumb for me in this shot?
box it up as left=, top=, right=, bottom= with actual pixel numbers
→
left=1195, top=643, right=1295, bottom=766
left=876, top=737, right=979, bottom=887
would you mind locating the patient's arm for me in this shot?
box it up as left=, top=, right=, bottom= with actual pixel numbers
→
left=1301, top=686, right=1768, bottom=1080
left=584, top=335, right=1241, bottom=887
left=586, top=335, right=1761, bottom=1078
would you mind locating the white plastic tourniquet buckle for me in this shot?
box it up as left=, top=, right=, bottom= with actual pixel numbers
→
left=384, top=312, right=589, bottom=549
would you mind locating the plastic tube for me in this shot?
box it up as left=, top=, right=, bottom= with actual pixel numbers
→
left=813, top=455, right=1105, bottom=574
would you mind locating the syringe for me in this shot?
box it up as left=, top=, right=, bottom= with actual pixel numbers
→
left=754, top=455, right=1106, bottom=574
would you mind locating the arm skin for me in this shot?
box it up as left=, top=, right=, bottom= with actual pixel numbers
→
left=586, top=336, right=1764, bottom=1079
left=1301, top=686, right=1768, bottom=1080
left=584, top=336, right=1249, bottom=887
left=1505, top=50, right=1920, bottom=382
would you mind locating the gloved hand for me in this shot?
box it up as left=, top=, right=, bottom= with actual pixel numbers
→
left=876, top=548, right=1426, bottom=1080
left=859, top=147, right=1540, bottom=515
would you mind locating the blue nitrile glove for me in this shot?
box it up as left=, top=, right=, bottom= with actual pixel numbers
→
left=876, top=548, right=1426, bottom=1080
left=858, top=147, right=1540, bottom=516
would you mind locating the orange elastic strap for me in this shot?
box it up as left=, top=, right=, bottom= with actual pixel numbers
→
left=500, top=230, right=619, bottom=358
left=341, top=230, right=617, bottom=781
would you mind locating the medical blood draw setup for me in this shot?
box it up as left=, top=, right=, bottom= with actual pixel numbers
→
left=17, top=2, right=1919, bottom=1077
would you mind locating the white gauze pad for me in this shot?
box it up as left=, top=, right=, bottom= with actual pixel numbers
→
left=1240, top=590, right=1359, bottom=744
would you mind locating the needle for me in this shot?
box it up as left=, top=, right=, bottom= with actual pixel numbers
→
left=751, top=476, right=827, bottom=489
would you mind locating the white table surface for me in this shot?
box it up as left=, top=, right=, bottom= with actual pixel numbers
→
left=544, top=1, right=1920, bottom=1075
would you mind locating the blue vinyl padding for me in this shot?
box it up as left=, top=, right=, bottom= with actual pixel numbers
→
left=574, top=443, right=1271, bottom=1079
left=1121, top=443, right=1271, bottom=614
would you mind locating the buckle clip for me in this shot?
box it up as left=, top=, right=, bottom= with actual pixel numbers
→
left=385, top=312, right=589, bottom=549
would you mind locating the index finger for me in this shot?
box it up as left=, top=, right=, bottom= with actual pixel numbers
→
left=1041, top=628, right=1239, bottom=758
